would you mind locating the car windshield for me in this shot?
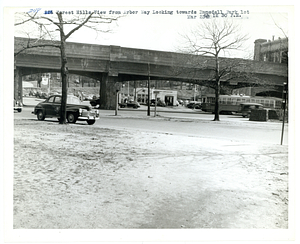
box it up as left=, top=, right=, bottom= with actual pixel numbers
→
left=67, top=96, right=81, bottom=105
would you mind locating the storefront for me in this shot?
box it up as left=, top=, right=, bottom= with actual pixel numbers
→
left=135, top=88, right=178, bottom=106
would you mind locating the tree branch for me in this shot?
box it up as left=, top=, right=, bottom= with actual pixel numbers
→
left=64, top=13, right=94, bottom=40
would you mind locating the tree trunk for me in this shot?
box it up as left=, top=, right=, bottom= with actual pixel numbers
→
left=213, top=55, right=220, bottom=121
left=59, top=39, right=68, bottom=124
left=56, top=17, right=68, bottom=125
left=56, top=13, right=69, bottom=124
left=213, top=79, right=220, bottom=121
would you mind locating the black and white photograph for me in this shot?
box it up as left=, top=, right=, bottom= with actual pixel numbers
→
left=1, top=1, right=297, bottom=243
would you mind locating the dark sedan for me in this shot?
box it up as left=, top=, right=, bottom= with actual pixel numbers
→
left=238, top=103, right=264, bottom=118
left=119, top=100, right=140, bottom=108
left=32, top=95, right=99, bottom=125
left=150, top=99, right=166, bottom=107
left=187, top=101, right=202, bottom=109
left=90, top=97, right=101, bottom=107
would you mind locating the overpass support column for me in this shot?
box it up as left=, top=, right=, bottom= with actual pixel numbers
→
left=14, top=67, right=23, bottom=103
left=100, top=73, right=119, bottom=110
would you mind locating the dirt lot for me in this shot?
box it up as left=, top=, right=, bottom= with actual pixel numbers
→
left=13, top=118, right=289, bottom=230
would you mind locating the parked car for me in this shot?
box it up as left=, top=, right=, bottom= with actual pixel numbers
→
left=150, top=99, right=166, bottom=107
left=28, top=89, right=35, bottom=97
left=81, top=92, right=92, bottom=101
left=34, top=91, right=49, bottom=99
left=14, top=99, right=22, bottom=112
left=90, top=96, right=101, bottom=107
left=187, top=101, right=201, bottom=109
left=119, top=100, right=140, bottom=108
left=193, top=103, right=202, bottom=109
left=238, top=103, right=264, bottom=118
left=86, top=94, right=95, bottom=101
left=32, top=95, right=99, bottom=125
left=177, top=99, right=184, bottom=105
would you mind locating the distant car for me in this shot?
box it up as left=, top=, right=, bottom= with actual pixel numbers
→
left=193, top=103, right=202, bottom=109
left=119, top=100, right=140, bottom=108
left=29, top=89, right=37, bottom=97
left=14, top=99, right=22, bottom=112
left=238, top=103, right=264, bottom=118
left=87, top=94, right=95, bottom=101
left=32, top=95, right=99, bottom=125
left=90, top=96, right=101, bottom=107
left=35, top=91, right=48, bottom=99
left=81, top=92, right=92, bottom=101
left=150, top=99, right=166, bottom=107
left=177, top=99, right=183, bottom=105
left=187, top=101, right=201, bottom=109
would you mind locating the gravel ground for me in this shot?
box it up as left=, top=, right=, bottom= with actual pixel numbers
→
left=12, top=118, right=289, bottom=231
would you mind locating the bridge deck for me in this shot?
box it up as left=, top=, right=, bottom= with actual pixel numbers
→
left=14, top=37, right=288, bottom=85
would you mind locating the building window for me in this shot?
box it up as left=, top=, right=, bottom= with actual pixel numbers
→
left=281, top=51, right=288, bottom=64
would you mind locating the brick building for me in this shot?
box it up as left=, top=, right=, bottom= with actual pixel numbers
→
left=232, top=37, right=288, bottom=98
left=253, top=37, right=288, bottom=64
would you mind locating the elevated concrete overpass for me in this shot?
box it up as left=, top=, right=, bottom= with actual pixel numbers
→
left=14, top=37, right=288, bottom=109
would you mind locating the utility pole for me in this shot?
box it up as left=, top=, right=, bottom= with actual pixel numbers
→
left=128, top=81, right=130, bottom=100
left=47, top=76, right=50, bottom=95
left=147, top=62, right=151, bottom=116
left=134, top=80, right=137, bottom=101
left=115, top=89, right=119, bottom=116
left=154, top=90, right=159, bottom=117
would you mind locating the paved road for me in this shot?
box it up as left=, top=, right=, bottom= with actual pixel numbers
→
left=100, top=115, right=287, bottom=145
left=16, top=102, right=288, bottom=145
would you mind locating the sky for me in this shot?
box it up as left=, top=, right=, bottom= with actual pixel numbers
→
left=12, top=5, right=292, bottom=59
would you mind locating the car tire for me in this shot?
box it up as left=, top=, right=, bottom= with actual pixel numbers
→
left=67, top=112, right=77, bottom=123
left=37, top=110, right=45, bottom=121
left=87, top=120, right=95, bottom=125
left=17, top=109, right=22, bottom=112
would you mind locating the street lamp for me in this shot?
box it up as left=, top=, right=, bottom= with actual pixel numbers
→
left=280, top=81, right=288, bottom=145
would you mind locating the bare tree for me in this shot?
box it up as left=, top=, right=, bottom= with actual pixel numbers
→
left=180, top=18, right=249, bottom=121
left=14, top=10, right=120, bottom=124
